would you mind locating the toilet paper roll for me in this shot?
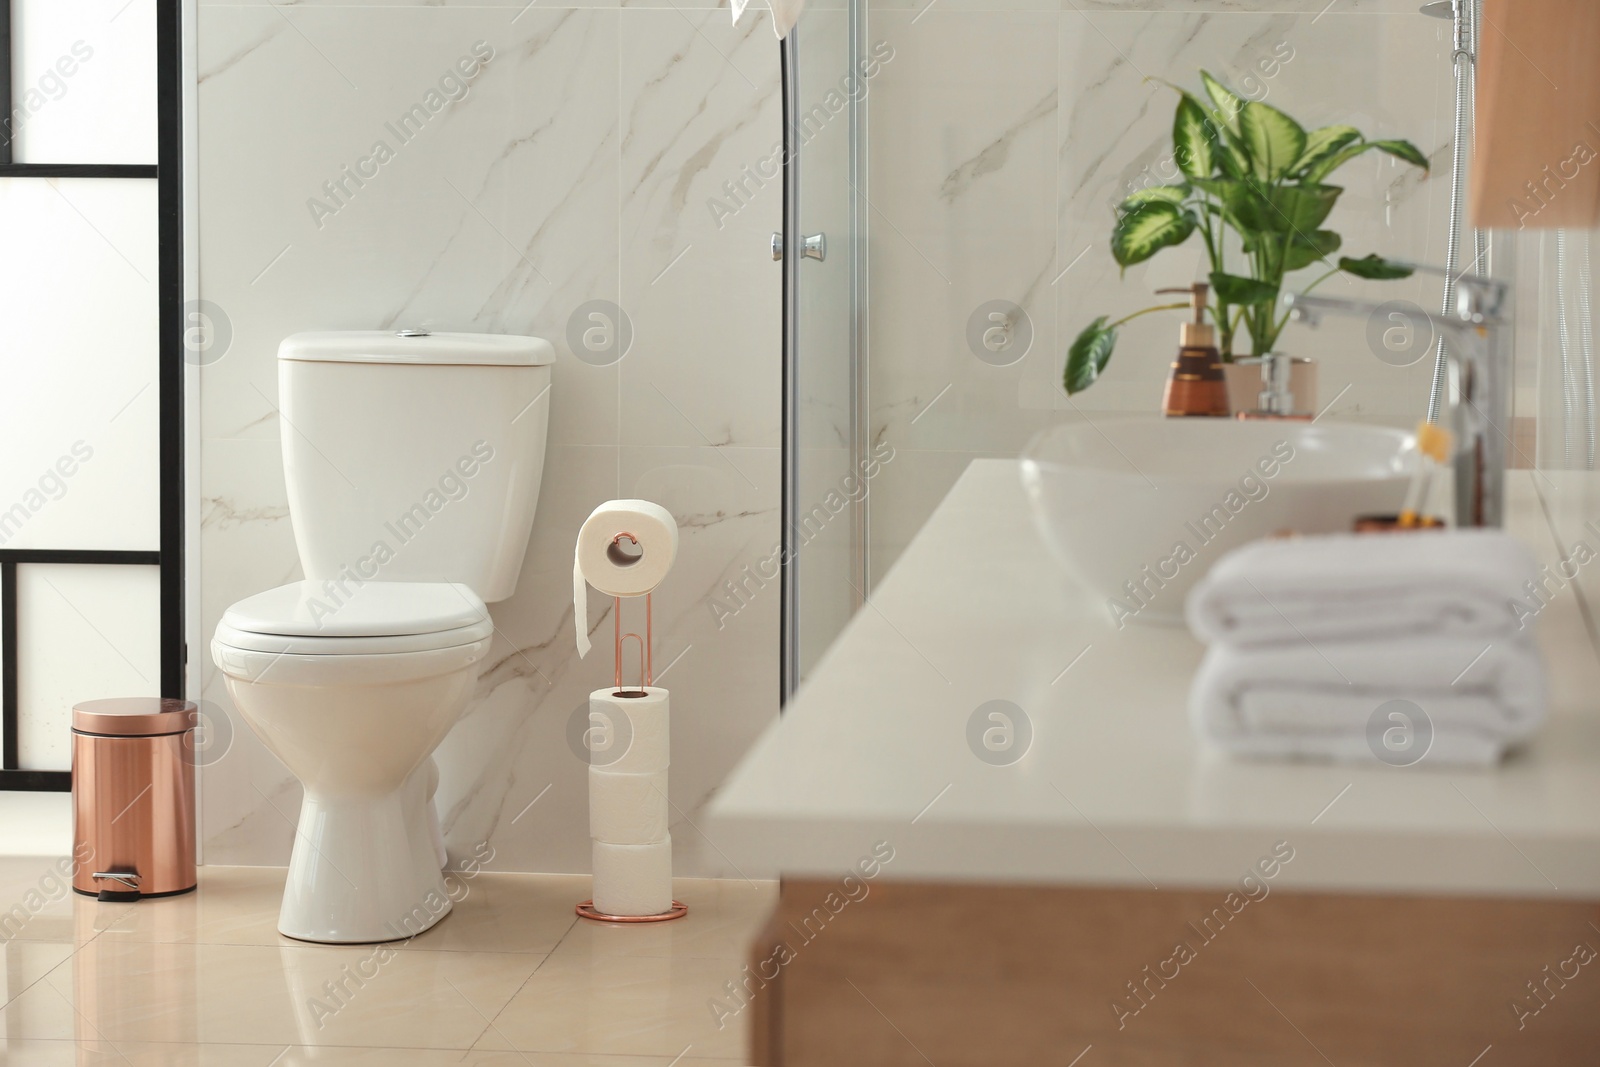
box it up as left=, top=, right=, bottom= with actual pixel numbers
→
left=573, top=500, right=679, bottom=657
left=586, top=687, right=670, bottom=773
left=592, top=837, right=673, bottom=917
left=589, top=768, right=669, bottom=844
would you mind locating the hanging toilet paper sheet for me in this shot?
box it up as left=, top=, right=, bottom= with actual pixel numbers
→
left=573, top=499, right=679, bottom=658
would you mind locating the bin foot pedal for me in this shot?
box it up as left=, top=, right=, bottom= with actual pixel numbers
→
left=92, top=870, right=140, bottom=902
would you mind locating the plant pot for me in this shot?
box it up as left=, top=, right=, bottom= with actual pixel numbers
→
left=1223, top=357, right=1318, bottom=417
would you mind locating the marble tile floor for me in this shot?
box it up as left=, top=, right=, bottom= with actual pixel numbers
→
left=0, top=859, right=775, bottom=1065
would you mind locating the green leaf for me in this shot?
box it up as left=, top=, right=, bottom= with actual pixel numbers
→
left=1209, top=271, right=1279, bottom=307
left=1339, top=254, right=1415, bottom=280
left=1369, top=139, right=1431, bottom=170
left=1190, top=176, right=1264, bottom=234
left=1160, top=80, right=1250, bottom=178
left=1189, top=176, right=1245, bottom=199
left=1214, top=140, right=1250, bottom=180
left=1301, top=138, right=1431, bottom=184
left=1173, top=96, right=1215, bottom=179
left=1065, top=317, right=1117, bottom=394
left=1110, top=200, right=1197, bottom=268
left=1194, top=178, right=1338, bottom=239
left=1300, top=142, right=1371, bottom=184
left=1118, top=184, right=1191, bottom=212
left=1239, top=100, right=1307, bottom=182
left=1291, top=125, right=1360, bottom=176
left=1200, top=70, right=1245, bottom=132
left=1283, top=229, right=1342, bottom=272
left=1252, top=183, right=1343, bottom=234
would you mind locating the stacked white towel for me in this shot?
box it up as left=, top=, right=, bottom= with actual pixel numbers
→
left=1186, top=530, right=1546, bottom=766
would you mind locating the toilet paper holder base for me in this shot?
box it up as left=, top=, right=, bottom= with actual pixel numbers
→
left=576, top=898, right=689, bottom=923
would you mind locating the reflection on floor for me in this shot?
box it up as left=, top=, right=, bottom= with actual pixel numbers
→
left=0, top=860, right=775, bottom=1065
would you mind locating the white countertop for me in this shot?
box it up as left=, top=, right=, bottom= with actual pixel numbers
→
left=706, top=461, right=1600, bottom=899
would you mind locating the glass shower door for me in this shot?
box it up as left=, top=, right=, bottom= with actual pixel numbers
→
left=782, top=4, right=867, bottom=699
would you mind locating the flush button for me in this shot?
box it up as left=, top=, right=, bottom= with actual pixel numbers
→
left=396, top=328, right=430, bottom=338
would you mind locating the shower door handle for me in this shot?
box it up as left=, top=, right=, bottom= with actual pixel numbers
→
left=771, top=232, right=826, bottom=262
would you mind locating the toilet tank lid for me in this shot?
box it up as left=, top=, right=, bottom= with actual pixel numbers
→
left=279, top=331, right=555, bottom=367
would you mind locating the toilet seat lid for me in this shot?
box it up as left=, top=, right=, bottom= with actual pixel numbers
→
left=221, top=581, right=491, bottom=639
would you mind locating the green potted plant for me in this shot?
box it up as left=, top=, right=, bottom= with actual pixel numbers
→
left=1065, top=71, right=1430, bottom=405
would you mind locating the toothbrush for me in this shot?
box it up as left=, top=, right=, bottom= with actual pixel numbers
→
left=1399, top=421, right=1453, bottom=528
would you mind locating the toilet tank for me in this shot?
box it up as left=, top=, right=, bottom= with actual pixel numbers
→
left=277, top=331, right=553, bottom=603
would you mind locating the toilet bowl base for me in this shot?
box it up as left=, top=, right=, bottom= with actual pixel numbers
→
left=277, top=786, right=453, bottom=944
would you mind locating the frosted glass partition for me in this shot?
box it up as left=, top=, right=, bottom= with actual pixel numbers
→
left=14, top=564, right=161, bottom=772
left=0, top=0, right=173, bottom=792
left=10, top=0, right=158, bottom=165
left=790, top=7, right=865, bottom=688
left=0, top=178, right=160, bottom=551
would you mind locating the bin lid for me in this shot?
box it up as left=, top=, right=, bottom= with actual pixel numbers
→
left=73, top=698, right=198, bottom=737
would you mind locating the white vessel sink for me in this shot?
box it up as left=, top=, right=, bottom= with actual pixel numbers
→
left=1020, top=416, right=1417, bottom=625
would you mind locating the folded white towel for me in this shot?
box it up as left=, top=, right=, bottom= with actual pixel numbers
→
left=1190, top=636, right=1546, bottom=766
left=1187, top=529, right=1538, bottom=649
left=733, top=0, right=805, bottom=39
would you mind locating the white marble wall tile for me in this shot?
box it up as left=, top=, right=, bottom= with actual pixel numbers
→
left=863, top=6, right=1061, bottom=577
left=866, top=447, right=1014, bottom=581
left=867, top=8, right=1061, bottom=457
left=618, top=8, right=783, bottom=451
left=198, top=5, right=622, bottom=448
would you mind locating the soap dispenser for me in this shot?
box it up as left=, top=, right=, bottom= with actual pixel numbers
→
left=1157, top=283, right=1230, bottom=418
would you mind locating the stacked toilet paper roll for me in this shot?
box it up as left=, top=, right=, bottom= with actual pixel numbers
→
left=588, top=686, right=673, bottom=916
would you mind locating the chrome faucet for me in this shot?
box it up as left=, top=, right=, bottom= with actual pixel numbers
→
left=1282, top=266, right=1512, bottom=528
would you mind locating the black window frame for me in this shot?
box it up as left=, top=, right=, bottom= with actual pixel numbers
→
left=0, top=0, right=183, bottom=791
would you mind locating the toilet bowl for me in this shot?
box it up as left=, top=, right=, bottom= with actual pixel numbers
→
left=213, top=330, right=553, bottom=944
left=213, top=580, right=494, bottom=943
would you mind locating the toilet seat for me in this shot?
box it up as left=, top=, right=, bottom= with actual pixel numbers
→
left=213, top=624, right=494, bottom=657
left=211, top=639, right=492, bottom=686
left=216, top=580, right=494, bottom=656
